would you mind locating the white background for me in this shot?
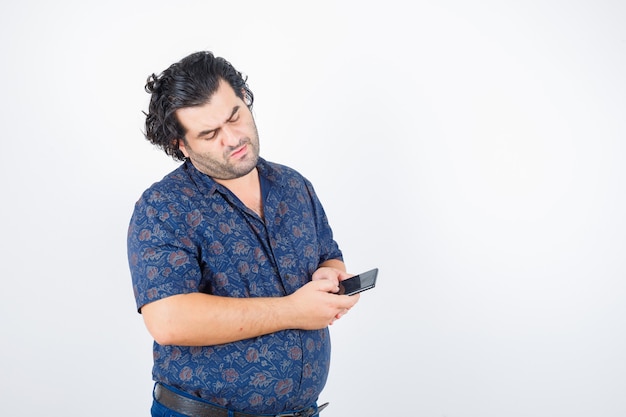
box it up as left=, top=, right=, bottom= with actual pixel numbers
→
left=1, top=1, right=625, bottom=416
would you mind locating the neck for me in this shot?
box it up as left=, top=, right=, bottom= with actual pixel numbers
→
left=216, top=168, right=264, bottom=218
left=214, top=167, right=259, bottom=193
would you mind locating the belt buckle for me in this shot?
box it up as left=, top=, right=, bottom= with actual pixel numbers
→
left=275, top=402, right=328, bottom=417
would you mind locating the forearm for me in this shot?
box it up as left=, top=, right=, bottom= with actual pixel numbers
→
left=142, top=262, right=355, bottom=347
left=142, top=292, right=296, bottom=346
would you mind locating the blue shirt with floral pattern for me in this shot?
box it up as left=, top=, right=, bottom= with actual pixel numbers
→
left=127, top=158, right=343, bottom=414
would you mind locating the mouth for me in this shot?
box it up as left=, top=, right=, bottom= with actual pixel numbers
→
left=230, top=143, right=248, bottom=159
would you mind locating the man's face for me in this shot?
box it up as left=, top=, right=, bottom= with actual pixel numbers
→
left=176, top=79, right=260, bottom=180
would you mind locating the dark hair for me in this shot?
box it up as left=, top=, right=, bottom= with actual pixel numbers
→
left=143, top=51, right=254, bottom=161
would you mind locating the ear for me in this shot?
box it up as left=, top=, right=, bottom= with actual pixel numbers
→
left=177, top=138, right=190, bottom=158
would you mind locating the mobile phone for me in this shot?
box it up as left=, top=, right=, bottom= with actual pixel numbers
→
left=337, top=268, right=378, bottom=296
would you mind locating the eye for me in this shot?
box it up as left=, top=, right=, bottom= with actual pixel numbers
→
left=202, top=130, right=218, bottom=140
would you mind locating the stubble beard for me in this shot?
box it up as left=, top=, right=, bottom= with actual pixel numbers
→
left=190, top=135, right=260, bottom=180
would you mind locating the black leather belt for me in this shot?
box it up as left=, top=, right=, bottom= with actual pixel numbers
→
left=154, top=383, right=328, bottom=417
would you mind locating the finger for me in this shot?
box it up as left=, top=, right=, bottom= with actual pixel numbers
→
left=335, top=308, right=349, bottom=320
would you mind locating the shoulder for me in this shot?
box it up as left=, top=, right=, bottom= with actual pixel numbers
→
left=145, top=162, right=194, bottom=193
left=140, top=161, right=201, bottom=199
left=131, top=162, right=200, bottom=219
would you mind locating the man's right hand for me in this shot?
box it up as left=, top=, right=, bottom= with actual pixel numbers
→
left=285, top=280, right=360, bottom=329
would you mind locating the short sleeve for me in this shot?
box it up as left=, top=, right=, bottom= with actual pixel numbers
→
left=127, top=188, right=202, bottom=312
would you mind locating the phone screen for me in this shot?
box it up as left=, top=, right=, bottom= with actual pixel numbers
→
left=337, top=268, right=378, bottom=296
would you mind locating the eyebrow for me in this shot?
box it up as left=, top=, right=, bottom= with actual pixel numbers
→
left=196, top=106, right=240, bottom=139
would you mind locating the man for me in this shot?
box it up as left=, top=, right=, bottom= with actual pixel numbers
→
left=127, top=51, right=360, bottom=417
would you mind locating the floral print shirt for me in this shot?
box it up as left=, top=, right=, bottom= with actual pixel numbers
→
left=127, top=158, right=342, bottom=414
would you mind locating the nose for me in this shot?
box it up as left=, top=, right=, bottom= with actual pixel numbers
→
left=221, top=125, right=240, bottom=147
